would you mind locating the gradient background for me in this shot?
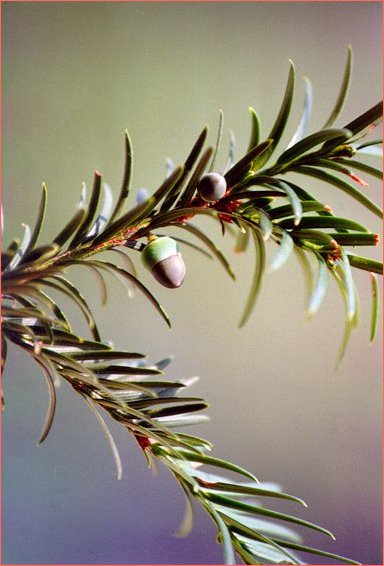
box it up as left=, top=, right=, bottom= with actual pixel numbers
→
left=2, top=2, right=382, bottom=565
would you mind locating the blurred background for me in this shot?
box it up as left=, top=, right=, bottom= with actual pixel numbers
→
left=2, top=2, right=382, bottom=564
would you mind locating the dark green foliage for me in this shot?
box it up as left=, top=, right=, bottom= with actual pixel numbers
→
left=2, top=49, right=382, bottom=565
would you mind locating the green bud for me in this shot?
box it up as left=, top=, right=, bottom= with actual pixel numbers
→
left=142, top=236, right=186, bottom=288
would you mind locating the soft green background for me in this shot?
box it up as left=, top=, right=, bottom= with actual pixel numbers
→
left=2, top=2, right=382, bottom=564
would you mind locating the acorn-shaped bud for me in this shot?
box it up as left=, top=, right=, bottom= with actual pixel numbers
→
left=142, top=236, right=186, bottom=289
left=197, top=172, right=227, bottom=202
